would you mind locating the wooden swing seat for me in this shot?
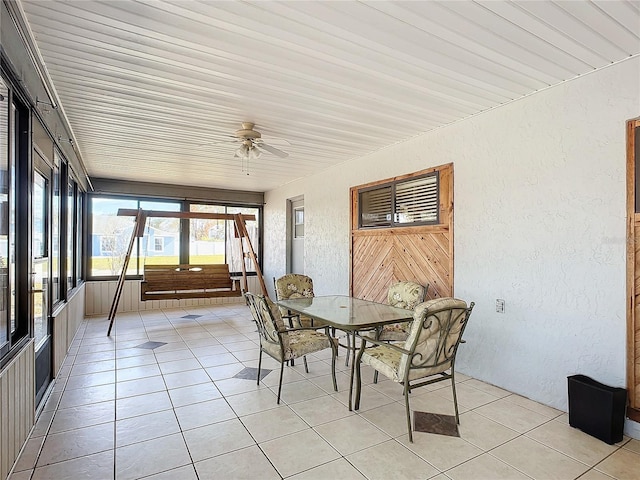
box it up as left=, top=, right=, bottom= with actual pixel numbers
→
left=140, top=264, right=242, bottom=301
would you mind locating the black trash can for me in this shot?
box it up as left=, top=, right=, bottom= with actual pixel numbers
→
left=567, top=374, right=627, bottom=445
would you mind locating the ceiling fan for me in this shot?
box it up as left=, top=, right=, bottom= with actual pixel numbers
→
left=232, top=122, right=289, bottom=160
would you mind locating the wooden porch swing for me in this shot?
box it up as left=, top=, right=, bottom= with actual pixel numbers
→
left=106, top=209, right=268, bottom=336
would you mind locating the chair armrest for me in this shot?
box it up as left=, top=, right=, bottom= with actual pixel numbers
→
left=357, top=334, right=410, bottom=356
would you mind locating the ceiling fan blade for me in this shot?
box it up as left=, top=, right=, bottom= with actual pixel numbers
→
left=256, top=141, right=289, bottom=158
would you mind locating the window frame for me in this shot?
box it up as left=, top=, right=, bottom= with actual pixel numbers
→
left=358, top=171, right=440, bottom=229
left=87, top=194, right=263, bottom=281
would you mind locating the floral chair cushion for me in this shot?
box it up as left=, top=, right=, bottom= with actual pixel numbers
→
left=400, top=297, right=469, bottom=381
left=274, top=274, right=314, bottom=300
left=361, top=297, right=469, bottom=383
left=248, top=293, right=333, bottom=362
left=376, top=281, right=427, bottom=341
left=274, top=274, right=328, bottom=328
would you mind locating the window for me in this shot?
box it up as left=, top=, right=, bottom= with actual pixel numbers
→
left=359, top=172, right=439, bottom=228
left=153, top=237, right=164, bottom=252
left=100, top=235, right=116, bottom=255
left=89, top=196, right=181, bottom=277
left=88, top=195, right=262, bottom=279
left=51, top=152, right=61, bottom=305
left=67, top=178, right=76, bottom=290
left=189, top=204, right=260, bottom=275
left=294, top=207, right=304, bottom=238
left=0, top=73, right=29, bottom=364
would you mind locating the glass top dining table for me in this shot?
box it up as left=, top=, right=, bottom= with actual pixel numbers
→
left=276, top=295, right=413, bottom=410
left=276, top=295, right=413, bottom=330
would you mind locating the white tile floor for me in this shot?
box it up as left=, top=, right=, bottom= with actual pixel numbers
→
left=9, top=303, right=640, bottom=480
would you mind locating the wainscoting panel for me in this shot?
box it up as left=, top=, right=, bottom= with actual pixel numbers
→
left=85, top=277, right=260, bottom=316
left=0, top=341, right=35, bottom=480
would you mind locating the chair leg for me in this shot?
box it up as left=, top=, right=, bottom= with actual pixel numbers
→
left=277, top=361, right=285, bottom=404
left=303, top=355, right=309, bottom=374
left=330, top=339, right=338, bottom=392
left=404, top=382, right=413, bottom=443
left=353, top=346, right=366, bottom=410
left=257, top=349, right=263, bottom=386
left=373, top=371, right=379, bottom=384
left=344, top=332, right=350, bottom=366
left=451, top=371, right=460, bottom=424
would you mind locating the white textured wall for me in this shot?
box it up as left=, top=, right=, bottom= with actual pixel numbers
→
left=264, top=57, right=640, bottom=413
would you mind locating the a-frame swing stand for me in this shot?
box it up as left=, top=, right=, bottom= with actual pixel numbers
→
left=106, top=209, right=268, bottom=336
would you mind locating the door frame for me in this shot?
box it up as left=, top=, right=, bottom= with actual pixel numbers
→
left=626, top=117, right=640, bottom=422
left=286, top=195, right=304, bottom=274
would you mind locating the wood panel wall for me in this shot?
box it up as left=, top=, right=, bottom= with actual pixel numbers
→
left=350, top=163, right=453, bottom=303
left=85, top=276, right=260, bottom=316
left=53, top=285, right=86, bottom=376
left=0, top=341, right=35, bottom=480
left=627, top=118, right=640, bottom=419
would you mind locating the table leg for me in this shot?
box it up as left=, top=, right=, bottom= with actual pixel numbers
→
left=348, top=330, right=356, bottom=411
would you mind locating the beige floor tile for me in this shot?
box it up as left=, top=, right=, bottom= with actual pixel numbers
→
left=194, top=445, right=280, bottom=480
left=232, top=348, right=262, bottom=362
left=240, top=405, right=309, bottom=443
left=457, top=411, right=520, bottom=451
left=491, top=436, right=590, bottom=479
left=58, top=383, right=115, bottom=409
left=69, top=359, right=115, bottom=376
left=167, top=381, right=222, bottom=407
left=49, top=400, right=115, bottom=434
left=399, top=430, right=484, bottom=471
left=116, top=409, right=181, bottom=447
left=31, top=450, right=114, bottom=480
left=409, top=390, right=470, bottom=417
left=116, top=391, right=172, bottom=420
left=579, top=469, right=620, bottom=480
left=183, top=418, right=255, bottom=462
left=359, top=402, right=412, bottom=438
left=205, top=363, right=245, bottom=381
left=7, top=470, right=33, bottom=480
left=526, top=420, right=618, bottom=466
left=185, top=336, right=223, bottom=348
left=309, top=371, right=351, bottom=394
left=464, top=379, right=512, bottom=398
left=64, top=370, right=115, bottom=390
left=594, top=448, right=640, bottom=479
left=503, top=394, right=564, bottom=419
left=142, top=464, right=199, bottom=479
left=260, top=364, right=307, bottom=387
left=367, top=379, right=411, bottom=402
left=174, top=397, right=237, bottom=431
left=432, top=382, right=499, bottom=409
left=447, top=453, right=532, bottom=480
left=163, top=368, right=211, bottom=389
left=115, top=353, right=156, bottom=369
left=215, top=376, right=267, bottom=396
left=347, top=440, right=439, bottom=480
left=190, top=344, right=228, bottom=357
left=278, top=379, right=335, bottom=404
left=115, top=433, right=191, bottom=480
left=116, top=363, right=162, bottom=382
left=30, top=409, right=55, bottom=438
left=154, top=348, right=195, bottom=363
left=339, top=384, right=397, bottom=411
left=260, top=429, right=341, bottom=477
left=288, top=458, right=367, bottom=480
left=474, top=398, right=551, bottom=433
left=37, top=422, right=114, bottom=466
left=116, top=375, right=166, bottom=399
left=157, top=358, right=202, bottom=374
left=290, top=394, right=354, bottom=427
left=623, top=439, right=640, bottom=454
left=225, top=388, right=279, bottom=416
left=74, top=350, right=116, bottom=365
left=12, top=436, right=46, bottom=472
left=315, top=414, right=391, bottom=455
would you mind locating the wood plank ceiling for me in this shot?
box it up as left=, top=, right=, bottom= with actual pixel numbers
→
left=18, top=0, right=640, bottom=192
